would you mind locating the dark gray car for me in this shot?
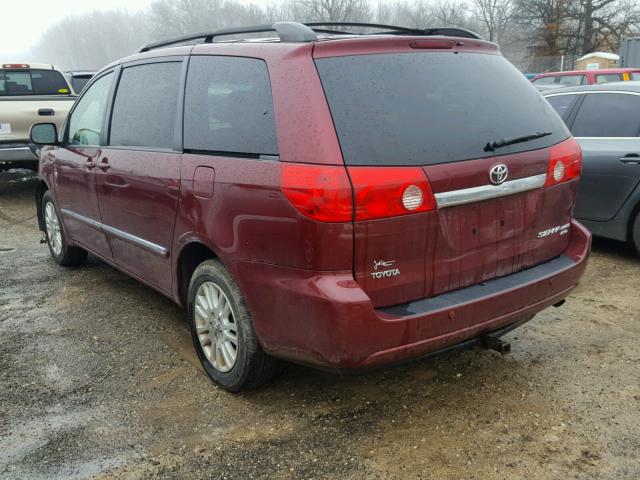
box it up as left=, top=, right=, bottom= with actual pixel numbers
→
left=543, top=82, right=640, bottom=253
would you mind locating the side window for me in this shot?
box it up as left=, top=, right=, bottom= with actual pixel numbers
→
left=572, top=93, right=640, bottom=137
left=532, top=76, right=555, bottom=85
left=545, top=94, right=579, bottom=121
left=184, top=56, right=278, bottom=156
left=596, top=74, right=622, bottom=84
left=556, top=75, right=585, bottom=86
left=109, top=62, right=182, bottom=149
left=632, top=73, right=640, bottom=81
left=3, top=71, right=32, bottom=94
left=68, top=72, right=114, bottom=146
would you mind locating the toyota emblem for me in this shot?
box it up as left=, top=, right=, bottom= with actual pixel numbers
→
left=489, top=164, right=508, bottom=185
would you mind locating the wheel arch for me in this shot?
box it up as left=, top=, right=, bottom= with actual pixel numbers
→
left=628, top=197, right=640, bottom=242
left=176, top=240, right=219, bottom=307
left=35, top=180, right=50, bottom=232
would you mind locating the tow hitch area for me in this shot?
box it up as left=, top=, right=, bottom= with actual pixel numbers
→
left=481, top=335, right=512, bottom=355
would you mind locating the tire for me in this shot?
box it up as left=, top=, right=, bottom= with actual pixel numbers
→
left=188, top=259, right=278, bottom=392
left=632, top=211, right=640, bottom=256
left=42, top=191, right=87, bottom=266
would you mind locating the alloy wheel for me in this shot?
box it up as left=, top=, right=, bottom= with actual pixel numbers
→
left=194, top=281, right=238, bottom=372
left=44, top=202, right=62, bottom=256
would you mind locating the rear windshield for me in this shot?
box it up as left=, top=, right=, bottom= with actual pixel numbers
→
left=0, top=69, right=71, bottom=96
left=315, top=52, right=569, bottom=166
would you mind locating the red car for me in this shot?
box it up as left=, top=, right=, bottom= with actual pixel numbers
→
left=30, top=22, right=591, bottom=391
left=531, top=68, right=640, bottom=89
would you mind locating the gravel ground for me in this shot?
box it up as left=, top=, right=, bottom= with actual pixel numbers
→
left=1, top=170, right=639, bottom=480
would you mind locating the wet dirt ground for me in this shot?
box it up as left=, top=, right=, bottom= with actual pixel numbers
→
left=1, top=171, right=639, bottom=480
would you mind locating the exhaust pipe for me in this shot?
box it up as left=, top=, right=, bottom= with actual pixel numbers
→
left=481, top=335, right=511, bottom=355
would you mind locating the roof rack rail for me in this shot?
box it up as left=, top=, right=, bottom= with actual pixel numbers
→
left=136, top=21, right=483, bottom=53
left=137, top=22, right=317, bottom=53
left=304, top=22, right=483, bottom=40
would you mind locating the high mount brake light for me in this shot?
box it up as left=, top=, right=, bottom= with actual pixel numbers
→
left=347, top=167, right=436, bottom=221
left=545, top=138, right=582, bottom=187
left=281, top=164, right=353, bottom=222
left=409, top=40, right=456, bottom=49
left=2, top=64, right=30, bottom=69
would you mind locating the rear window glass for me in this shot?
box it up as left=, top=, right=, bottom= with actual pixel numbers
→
left=571, top=93, right=640, bottom=137
left=316, top=52, right=569, bottom=166
left=0, top=69, right=70, bottom=96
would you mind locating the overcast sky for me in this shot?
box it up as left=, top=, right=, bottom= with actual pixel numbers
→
left=1, top=0, right=272, bottom=60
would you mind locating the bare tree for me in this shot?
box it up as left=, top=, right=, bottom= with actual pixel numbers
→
left=570, top=0, right=640, bottom=54
left=513, top=0, right=573, bottom=69
left=282, top=0, right=372, bottom=22
left=148, top=0, right=267, bottom=38
left=472, top=0, right=514, bottom=42
left=31, top=10, right=148, bottom=70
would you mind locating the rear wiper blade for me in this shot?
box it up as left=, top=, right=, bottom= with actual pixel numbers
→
left=484, top=131, right=552, bottom=152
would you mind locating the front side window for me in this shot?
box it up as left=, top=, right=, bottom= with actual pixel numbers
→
left=68, top=72, right=114, bottom=146
left=0, top=69, right=71, bottom=96
left=184, top=56, right=278, bottom=156
left=596, top=74, right=622, bottom=84
left=571, top=93, right=640, bottom=137
left=109, top=62, right=182, bottom=149
left=546, top=94, right=579, bottom=121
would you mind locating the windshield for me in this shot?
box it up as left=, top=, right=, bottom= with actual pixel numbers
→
left=316, top=52, right=570, bottom=166
left=0, top=69, right=71, bottom=96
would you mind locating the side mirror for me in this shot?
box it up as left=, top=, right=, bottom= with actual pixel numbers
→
left=30, top=123, right=58, bottom=145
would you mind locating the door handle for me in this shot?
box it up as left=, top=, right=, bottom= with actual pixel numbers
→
left=38, top=108, right=55, bottom=116
left=85, top=160, right=96, bottom=169
left=97, top=158, right=110, bottom=170
left=620, top=154, right=640, bottom=165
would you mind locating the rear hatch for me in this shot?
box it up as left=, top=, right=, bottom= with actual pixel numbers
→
left=314, top=39, right=579, bottom=308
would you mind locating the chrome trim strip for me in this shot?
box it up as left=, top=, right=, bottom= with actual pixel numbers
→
left=61, top=209, right=168, bottom=257
left=544, top=90, right=640, bottom=98
left=575, top=136, right=640, bottom=140
left=61, top=208, right=102, bottom=229
left=435, top=173, right=547, bottom=208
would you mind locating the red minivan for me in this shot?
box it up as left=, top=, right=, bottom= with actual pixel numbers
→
left=31, top=22, right=591, bottom=391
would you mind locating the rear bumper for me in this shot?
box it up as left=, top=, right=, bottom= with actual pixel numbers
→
left=234, top=220, right=591, bottom=370
left=0, top=144, right=38, bottom=162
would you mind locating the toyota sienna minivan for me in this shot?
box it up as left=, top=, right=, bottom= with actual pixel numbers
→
left=30, top=22, right=591, bottom=391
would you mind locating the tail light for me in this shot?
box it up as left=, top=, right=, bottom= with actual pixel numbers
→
left=347, top=167, right=436, bottom=220
left=281, top=164, right=352, bottom=222
left=545, top=138, right=582, bottom=187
